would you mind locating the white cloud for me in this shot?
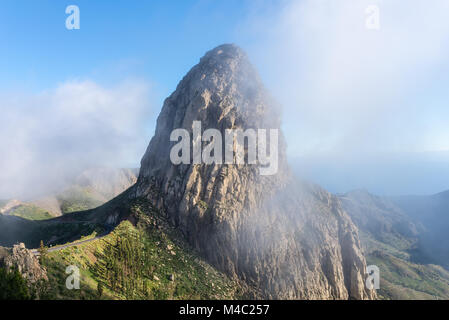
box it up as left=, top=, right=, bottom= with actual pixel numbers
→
left=242, top=0, right=449, bottom=156
left=0, top=79, right=153, bottom=199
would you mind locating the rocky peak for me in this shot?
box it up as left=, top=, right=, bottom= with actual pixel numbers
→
left=134, top=44, right=375, bottom=299
left=139, top=43, right=284, bottom=181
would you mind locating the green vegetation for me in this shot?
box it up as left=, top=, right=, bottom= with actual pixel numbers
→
left=97, top=281, right=104, bottom=298
left=57, top=187, right=104, bottom=214
left=7, top=204, right=52, bottom=221
left=0, top=267, right=31, bottom=300
left=38, top=240, right=48, bottom=264
left=0, top=195, right=245, bottom=300
left=340, top=192, right=449, bottom=300
left=359, top=230, right=449, bottom=299
left=359, top=231, right=412, bottom=261
left=367, top=251, right=449, bottom=299
left=40, top=200, right=241, bottom=300
left=197, top=200, right=209, bottom=210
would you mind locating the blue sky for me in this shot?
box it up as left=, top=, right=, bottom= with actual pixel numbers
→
left=2, top=0, right=449, bottom=197
left=0, top=0, right=252, bottom=94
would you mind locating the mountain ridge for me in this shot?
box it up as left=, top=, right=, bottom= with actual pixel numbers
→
left=0, top=168, right=138, bottom=219
left=339, top=189, right=449, bottom=299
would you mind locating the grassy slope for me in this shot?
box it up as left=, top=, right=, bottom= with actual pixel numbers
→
left=40, top=201, right=243, bottom=300
left=1, top=168, right=137, bottom=221
left=368, top=251, right=449, bottom=300
left=340, top=192, right=449, bottom=300
left=0, top=188, right=139, bottom=249
left=361, top=231, right=449, bottom=299
left=57, top=186, right=105, bottom=215
left=0, top=188, right=105, bottom=222
left=7, top=204, right=53, bottom=221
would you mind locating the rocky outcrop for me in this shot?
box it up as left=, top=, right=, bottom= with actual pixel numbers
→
left=133, top=44, right=375, bottom=299
left=2, top=243, right=47, bottom=284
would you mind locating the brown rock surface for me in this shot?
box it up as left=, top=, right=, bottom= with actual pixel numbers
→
left=134, top=44, right=375, bottom=299
left=2, top=243, right=47, bottom=284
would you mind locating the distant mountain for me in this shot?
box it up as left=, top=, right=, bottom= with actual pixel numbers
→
left=339, top=190, right=421, bottom=254
left=74, top=168, right=139, bottom=203
left=0, top=199, right=24, bottom=215
left=0, top=168, right=138, bottom=220
left=339, top=189, right=449, bottom=299
left=391, top=191, right=449, bottom=268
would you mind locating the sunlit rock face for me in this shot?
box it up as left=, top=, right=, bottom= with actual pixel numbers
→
left=134, top=44, right=375, bottom=299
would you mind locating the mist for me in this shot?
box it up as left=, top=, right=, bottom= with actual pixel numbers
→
left=2, top=0, right=449, bottom=200
left=239, top=0, right=449, bottom=194
left=0, top=79, right=152, bottom=200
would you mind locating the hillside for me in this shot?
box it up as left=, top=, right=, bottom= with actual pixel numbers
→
left=0, top=168, right=138, bottom=220
left=1, top=196, right=245, bottom=300
left=1, top=199, right=53, bottom=221
left=0, top=187, right=137, bottom=248
left=391, top=191, right=449, bottom=268
left=40, top=219, right=242, bottom=300
left=339, top=190, right=449, bottom=299
left=339, top=190, right=421, bottom=256
left=367, top=250, right=449, bottom=300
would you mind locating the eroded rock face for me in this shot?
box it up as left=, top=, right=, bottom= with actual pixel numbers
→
left=3, top=243, right=47, bottom=284
left=134, top=44, right=375, bottom=299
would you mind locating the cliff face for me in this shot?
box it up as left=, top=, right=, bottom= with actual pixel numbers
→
left=134, top=44, right=375, bottom=299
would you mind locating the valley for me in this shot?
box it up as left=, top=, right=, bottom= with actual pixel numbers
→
left=339, top=190, right=449, bottom=299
